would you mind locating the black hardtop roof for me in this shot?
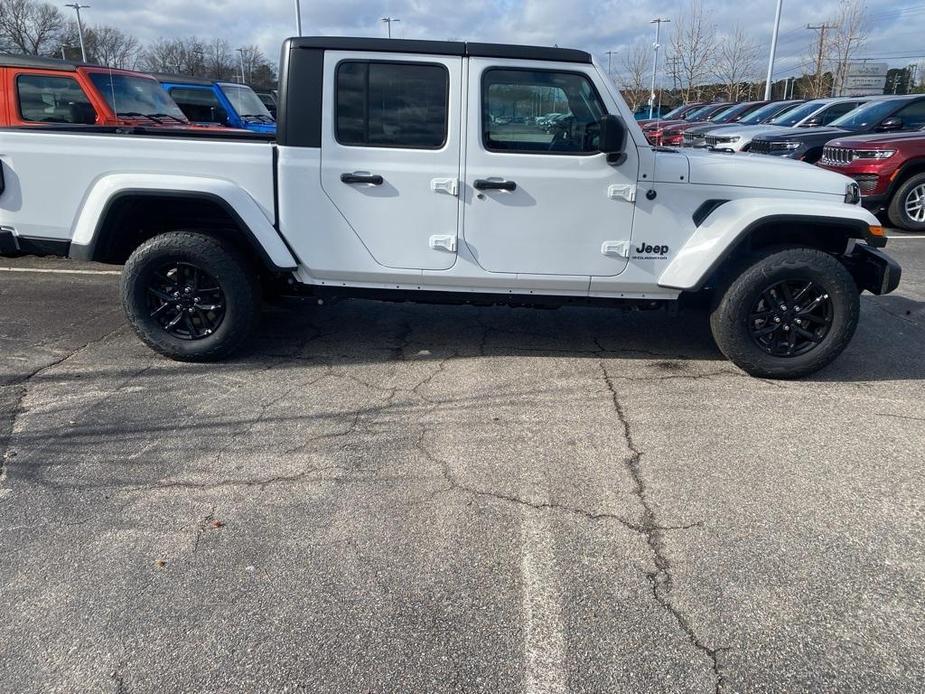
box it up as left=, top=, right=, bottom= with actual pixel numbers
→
left=150, top=73, right=216, bottom=86
left=285, top=36, right=592, bottom=64
left=0, top=53, right=81, bottom=71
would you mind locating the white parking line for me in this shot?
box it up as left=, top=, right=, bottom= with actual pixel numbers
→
left=0, top=267, right=120, bottom=276
left=886, top=235, right=925, bottom=239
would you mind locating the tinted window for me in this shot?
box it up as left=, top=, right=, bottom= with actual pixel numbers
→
left=168, top=87, right=228, bottom=124
left=739, top=101, right=798, bottom=125
left=17, top=74, right=95, bottom=124
left=819, top=101, right=859, bottom=124
left=896, top=100, right=925, bottom=129
left=336, top=61, right=448, bottom=148
left=829, top=99, right=904, bottom=130
left=89, top=73, right=186, bottom=121
left=482, top=69, right=606, bottom=154
left=219, top=84, right=274, bottom=121
left=770, top=100, right=827, bottom=126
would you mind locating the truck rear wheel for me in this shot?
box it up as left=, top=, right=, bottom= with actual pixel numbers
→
left=121, top=231, right=261, bottom=361
left=709, top=248, right=859, bottom=379
left=887, top=172, right=925, bottom=231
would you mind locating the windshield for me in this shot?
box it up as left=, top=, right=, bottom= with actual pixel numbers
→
left=219, top=84, right=273, bottom=121
left=769, top=100, right=829, bottom=127
left=661, top=104, right=689, bottom=120
left=89, top=72, right=187, bottom=121
left=711, top=103, right=754, bottom=123
left=680, top=104, right=717, bottom=121
left=828, top=99, right=898, bottom=130
left=739, top=101, right=796, bottom=125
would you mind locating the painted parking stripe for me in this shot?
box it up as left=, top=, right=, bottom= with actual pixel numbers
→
left=0, top=267, right=120, bottom=276
left=886, top=235, right=925, bottom=239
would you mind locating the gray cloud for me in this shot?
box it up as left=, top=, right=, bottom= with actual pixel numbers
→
left=73, top=0, right=925, bottom=80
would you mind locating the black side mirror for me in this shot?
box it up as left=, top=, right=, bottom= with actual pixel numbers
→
left=878, top=116, right=903, bottom=131
left=598, top=115, right=626, bottom=163
left=801, top=115, right=821, bottom=127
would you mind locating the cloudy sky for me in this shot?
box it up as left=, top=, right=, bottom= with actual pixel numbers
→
left=75, top=0, right=925, bottom=81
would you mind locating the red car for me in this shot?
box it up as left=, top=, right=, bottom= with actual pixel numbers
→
left=636, top=102, right=706, bottom=128
left=817, top=130, right=925, bottom=231
left=643, top=102, right=732, bottom=145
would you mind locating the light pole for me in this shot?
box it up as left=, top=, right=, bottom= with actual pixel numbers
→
left=604, top=50, right=618, bottom=82
left=648, top=18, right=670, bottom=120
left=294, top=0, right=302, bottom=36
left=236, top=48, right=246, bottom=84
left=381, top=16, right=400, bottom=38
left=64, top=3, right=89, bottom=63
left=763, top=0, right=783, bottom=100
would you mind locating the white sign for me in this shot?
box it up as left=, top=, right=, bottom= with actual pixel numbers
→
left=844, top=75, right=888, bottom=90
left=846, top=62, right=888, bottom=78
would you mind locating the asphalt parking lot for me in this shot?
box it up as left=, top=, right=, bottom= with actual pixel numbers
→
left=1, top=237, right=924, bottom=693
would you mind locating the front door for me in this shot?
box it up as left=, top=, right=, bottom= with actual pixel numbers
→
left=462, top=59, right=638, bottom=276
left=320, top=51, right=462, bottom=271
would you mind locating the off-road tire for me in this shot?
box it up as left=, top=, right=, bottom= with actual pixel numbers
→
left=710, top=247, right=859, bottom=379
left=121, top=231, right=261, bottom=361
left=887, top=172, right=925, bottom=232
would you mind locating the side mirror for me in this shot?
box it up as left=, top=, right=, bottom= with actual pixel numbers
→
left=878, top=116, right=903, bottom=131
left=801, top=115, right=821, bottom=127
left=598, top=115, right=626, bottom=163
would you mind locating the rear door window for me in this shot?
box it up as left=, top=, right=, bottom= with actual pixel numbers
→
left=168, top=87, right=228, bottom=124
left=335, top=61, right=449, bottom=148
left=820, top=101, right=859, bottom=124
left=895, top=99, right=925, bottom=129
left=16, top=74, right=96, bottom=124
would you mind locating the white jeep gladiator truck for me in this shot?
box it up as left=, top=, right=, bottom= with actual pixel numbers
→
left=0, top=37, right=901, bottom=378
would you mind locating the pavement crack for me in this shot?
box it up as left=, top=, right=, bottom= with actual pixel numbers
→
left=599, top=359, right=727, bottom=693
left=875, top=412, right=925, bottom=423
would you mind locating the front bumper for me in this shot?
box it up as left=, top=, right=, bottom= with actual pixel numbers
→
left=846, top=244, right=901, bottom=295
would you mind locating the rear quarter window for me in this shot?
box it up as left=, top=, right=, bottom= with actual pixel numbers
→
left=16, top=74, right=96, bottom=124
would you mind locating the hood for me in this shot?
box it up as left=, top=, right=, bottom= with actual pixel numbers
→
left=706, top=124, right=785, bottom=138
left=642, top=119, right=686, bottom=131
left=754, top=126, right=846, bottom=143
left=680, top=148, right=851, bottom=196
left=686, top=122, right=739, bottom=136
left=824, top=130, right=925, bottom=149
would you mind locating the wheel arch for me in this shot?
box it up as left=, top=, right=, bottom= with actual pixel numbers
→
left=659, top=204, right=883, bottom=292
left=69, top=177, right=298, bottom=272
left=887, top=157, right=925, bottom=198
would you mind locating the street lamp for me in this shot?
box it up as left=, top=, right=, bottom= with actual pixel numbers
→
left=763, top=0, right=783, bottom=100
left=294, top=0, right=302, bottom=37
left=64, top=3, right=89, bottom=63
left=381, top=17, right=400, bottom=39
left=648, top=18, right=670, bottom=120
left=236, top=48, right=247, bottom=85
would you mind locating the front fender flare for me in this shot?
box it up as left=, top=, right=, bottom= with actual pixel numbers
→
left=70, top=174, right=298, bottom=271
left=657, top=198, right=882, bottom=291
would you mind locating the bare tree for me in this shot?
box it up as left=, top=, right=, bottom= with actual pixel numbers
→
left=140, top=37, right=209, bottom=76
left=713, top=24, right=759, bottom=101
left=202, top=38, right=235, bottom=82
left=0, top=0, right=64, bottom=55
left=619, top=40, right=651, bottom=112
left=60, top=21, right=139, bottom=68
left=829, top=0, right=868, bottom=96
left=235, top=44, right=275, bottom=88
left=670, top=0, right=718, bottom=102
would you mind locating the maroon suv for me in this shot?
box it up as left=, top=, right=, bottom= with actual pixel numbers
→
left=817, top=130, right=925, bottom=231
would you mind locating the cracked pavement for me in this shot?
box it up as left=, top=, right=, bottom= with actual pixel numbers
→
left=1, top=240, right=924, bottom=693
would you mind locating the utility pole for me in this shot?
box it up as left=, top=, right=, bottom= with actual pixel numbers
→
left=64, top=3, right=89, bottom=63
left=604, top=50, right=618, bottom=82
left=763, top=0, right=783, bottom=100
left=833, top=35, right=860, bottom=97
left=236, top=48, right=246, bottom=85
left=381, top=17, right=400, bottom=39
left=806, top=23, right=831, bottom=98
left=294, top=0, right=302, bottom=36
left=648, top=18, right=670, bottom=119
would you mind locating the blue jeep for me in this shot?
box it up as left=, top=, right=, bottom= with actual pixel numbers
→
left=154, top=75, right=276, bottom=134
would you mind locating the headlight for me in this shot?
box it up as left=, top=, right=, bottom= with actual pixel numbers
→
left=853, top=149, right=896, bottom=160
left=769, top=141, right=802, bottom=151
left=723, top=136, right=741, bottom=143
left=845, top=182, right=861, bottom=205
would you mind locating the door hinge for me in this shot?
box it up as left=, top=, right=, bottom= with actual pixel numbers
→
left=431, top=178, right=459, bottom=196
left=601, top=240, right=631, bottom=258
left=429, top=234, right=457, bottom=252
left=607, top=184, right=636, bottom=202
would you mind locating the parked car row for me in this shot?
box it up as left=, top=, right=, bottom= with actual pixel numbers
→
left=0, top=54, right=276, bottom=135
left=646, top=93, right=925, bottom=231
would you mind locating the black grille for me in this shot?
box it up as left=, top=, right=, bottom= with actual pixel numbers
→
left=749, top=139, right=771, bottom=155
left=853, top=174, right=880, bottom=196
left=705, top=134, right=732, bottom=146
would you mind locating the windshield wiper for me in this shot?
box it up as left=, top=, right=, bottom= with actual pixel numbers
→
left=118, top=111, right=162, bottom=123
left=147, top=113, right=186, bottom=124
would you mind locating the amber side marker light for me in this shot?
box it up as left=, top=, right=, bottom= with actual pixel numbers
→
left=869, top=225, right=885, bottom=237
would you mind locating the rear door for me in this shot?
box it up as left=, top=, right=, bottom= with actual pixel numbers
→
left=462, top=59, right=638, bottom=276
left=319, top=51, right=462, bottom=271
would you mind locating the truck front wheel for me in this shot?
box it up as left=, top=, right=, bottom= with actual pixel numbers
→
left=121, top=231, right=261, bottom=361
left=709, top=248, right=859, bottom=379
